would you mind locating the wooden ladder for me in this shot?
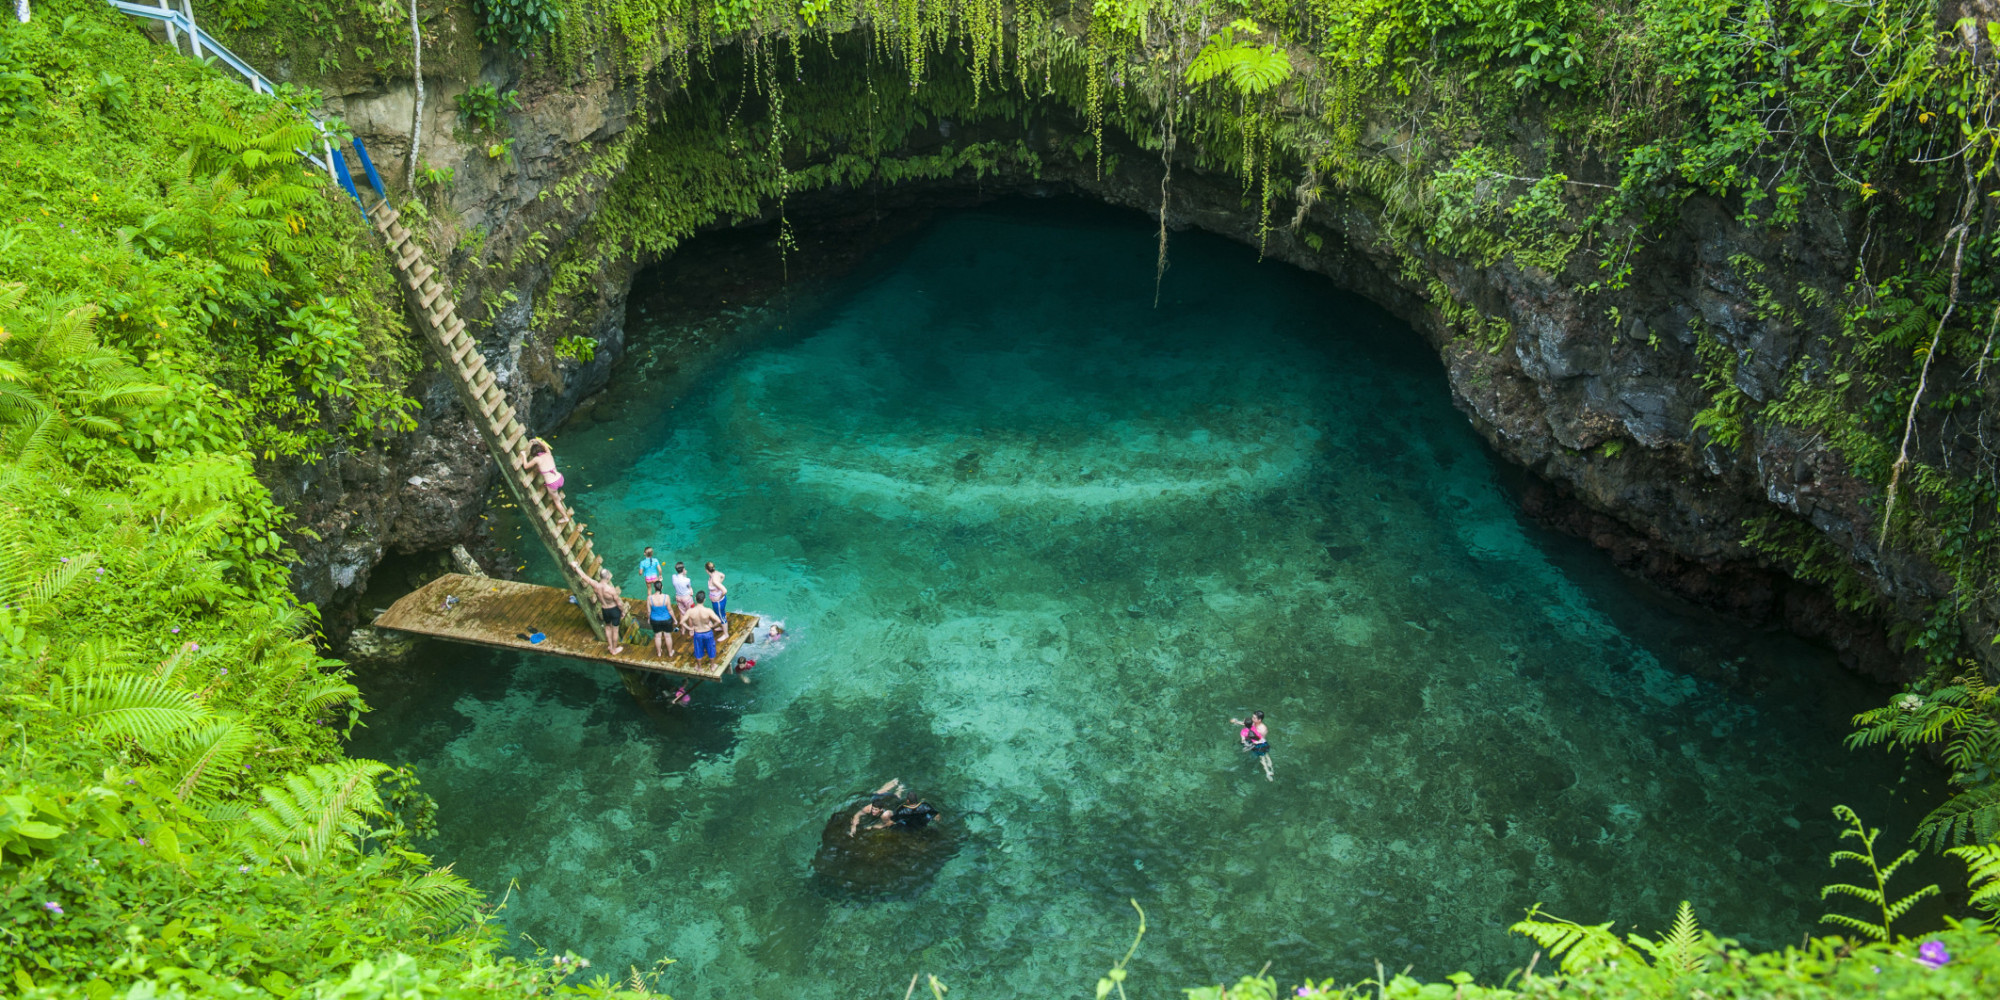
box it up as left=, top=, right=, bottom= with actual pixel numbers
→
left=366, top=200, right=609, bottom=639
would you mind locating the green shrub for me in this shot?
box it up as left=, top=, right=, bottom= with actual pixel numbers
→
left=474, top=0, right=562, bottom=56
left=454, top=82, right=519, bottom=134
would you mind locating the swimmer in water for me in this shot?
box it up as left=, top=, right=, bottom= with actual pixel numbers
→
left=892, top=797, right=941, bottom=831
left=849, top=778, right=907, bottom=836
left=733, top=655, right=756, bottom=683
left=1232, top=711, right=1273, bottom=781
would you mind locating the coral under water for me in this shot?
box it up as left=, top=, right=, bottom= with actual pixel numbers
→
left=350, top=201, right=1943, bottom=998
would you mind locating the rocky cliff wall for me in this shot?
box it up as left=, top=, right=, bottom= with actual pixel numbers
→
left=270, top=38, right=1976, bottom=680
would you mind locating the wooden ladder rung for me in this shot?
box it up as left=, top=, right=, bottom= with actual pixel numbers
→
left=583, top=554, right=602, bottom=577
left=500, top=424, right=525, bottom=454
left=450, top=339, right=477, bottom=365
left=408, top=262, right=435, bottom=285
left=418, top=284, right=446, bottom=311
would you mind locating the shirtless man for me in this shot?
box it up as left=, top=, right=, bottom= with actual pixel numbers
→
left=570, top=560, right=626, bottom=656
left=679, top=597, right=724, bottom=663
left=849, top=779, right=906, bottom=836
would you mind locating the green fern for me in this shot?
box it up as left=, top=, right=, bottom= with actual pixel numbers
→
left=389, top=863, right=481, bottom=927
left=61, top=672, right=210, bottom=746
left=170, top=716, right=257, bottom=803
left=1509, top=904, right=1625, bottom=973
left=1948, top=841, right=2000, bottom=912
left=249, top=759, right=390, bottom=865
left=1850, top=674, right=2000, bottom=849
left=1820, top=804, right=1941, bottom=942
left=1184, top=20, right=1293, bottom=97
left=1626, top=901, right=1708, bottom=979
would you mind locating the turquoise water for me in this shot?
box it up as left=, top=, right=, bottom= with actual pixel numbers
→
left=351, top=202, right=1941, bottom=996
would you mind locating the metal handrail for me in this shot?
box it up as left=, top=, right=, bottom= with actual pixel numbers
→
left=102, top=0, right=359, bottom=192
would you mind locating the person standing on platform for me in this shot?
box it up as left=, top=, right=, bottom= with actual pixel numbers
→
left=671, top=562, right=695, bottom=605
left=680, top=598, right=724, bottom=664
left=705, top=561, right=729, bottom=638
left=646, top=579, right=677, bottom=659
left=639, top=547, right=664, bottom=590
left=571, top=560, right=626, bottom=656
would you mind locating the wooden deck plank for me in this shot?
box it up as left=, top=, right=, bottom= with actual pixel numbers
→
left=372, top=573, right=761, bottom=681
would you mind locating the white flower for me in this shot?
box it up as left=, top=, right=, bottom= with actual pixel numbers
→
left=1899, top=695, right=1924, bottom=712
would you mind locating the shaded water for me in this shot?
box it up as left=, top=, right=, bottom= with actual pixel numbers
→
left=352, top=202, right=1942, bottom=996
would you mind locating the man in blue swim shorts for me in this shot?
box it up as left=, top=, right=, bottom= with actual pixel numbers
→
left=680, top=599, right=723, bottom=661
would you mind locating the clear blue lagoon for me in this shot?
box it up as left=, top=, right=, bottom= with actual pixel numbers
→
left=350, top=201, right=1940, bottom=997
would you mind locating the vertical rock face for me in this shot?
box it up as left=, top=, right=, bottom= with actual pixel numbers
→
left=269, top=43, right=1978, bottom=678
left=272, top=52, right=646, bottom=632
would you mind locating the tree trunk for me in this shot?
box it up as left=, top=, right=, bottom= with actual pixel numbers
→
left=407, top=0, right=423, bottom=190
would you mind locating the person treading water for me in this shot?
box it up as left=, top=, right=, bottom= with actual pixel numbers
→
left=1233, top=711, right=1272, bottom=781
left=849, top=778, right=907, bottom=837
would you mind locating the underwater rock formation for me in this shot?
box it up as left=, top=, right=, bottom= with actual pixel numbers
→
left=810, top=800, right=961, bottom=901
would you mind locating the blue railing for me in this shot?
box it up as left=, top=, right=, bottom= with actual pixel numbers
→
left=101, top=0, right=389, bottom=208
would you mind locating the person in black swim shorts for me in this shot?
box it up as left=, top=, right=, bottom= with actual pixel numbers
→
left=892, top=799, right=940, bottom=830
left=571, top=560, right=627, bottom=656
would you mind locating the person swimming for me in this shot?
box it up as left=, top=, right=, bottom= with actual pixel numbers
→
left=849, top=778, right=908, bottom=836
left=1232, top=711, right=1273, bottom=781
left=891, top=799, right=940, bottom=830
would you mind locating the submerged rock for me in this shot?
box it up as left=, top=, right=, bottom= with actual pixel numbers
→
left=809, top=799, right=960, bottom=901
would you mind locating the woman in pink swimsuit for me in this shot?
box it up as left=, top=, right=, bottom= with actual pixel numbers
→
left=523, top=439, right=571, bottom=524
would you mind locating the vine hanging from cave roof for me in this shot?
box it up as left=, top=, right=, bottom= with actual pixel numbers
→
left=1183, top=17, right=1292, bottom=251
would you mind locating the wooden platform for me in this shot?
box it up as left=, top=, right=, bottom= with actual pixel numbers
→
left=372, top=573, right=759, bottom=681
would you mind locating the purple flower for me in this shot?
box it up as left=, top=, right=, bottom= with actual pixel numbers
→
left=217, top=667, right=225, bottom=674
left=43, top=901, right=61, bottom=914
left=1917, top=940, right=1950, bottom=969
left=59, top=557, right=68, bottom=564
left=237, top=865, right=250, bottom=874
left=137, top=838, right=149, bottom=847
left=171, top=627, right=180, bottom=634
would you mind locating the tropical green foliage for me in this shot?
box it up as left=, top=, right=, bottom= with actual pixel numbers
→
left=13, top=0, right=2000, bottom=994
left=1851, top=671, right=2000, bottom=850
left=0, top=5, right=671, bottom=997
left=476, top=0, right=565, bottom=54
left=1819, top=805, right=1943, bottom=942
left=455, top=82, right=520, bottom=133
